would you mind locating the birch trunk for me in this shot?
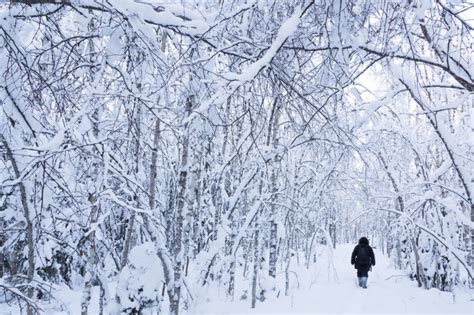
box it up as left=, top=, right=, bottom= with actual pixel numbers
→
left=120, top=99, right=141, bottom=269
left=0, top=197, right=4, bottom=279
left=81, top=99, right=103, bottom=315
left=284, top=237, right=291, bottom=296
left=120, top=212, right=135, bottom=269
left=149, top=119, right=160, bottom=214
left=170, top=96, right=193, bottom=315
left=227, top=205, right=237, bottom=299
left=268, top=100, right=280, bottom=278
left=0, top=239, right=3, bottom=281
left=213, top=98, right=232, bottom=242
left=1, top=135, right=35, bottom=315
left=145, top=117, right=175, bottom=304
left=227, top=102, right=247, bottom=298
left=250, top=226, right=260, bottom=309
left=81, top=193, right=99, bottom=315
left=471, top=203, right=474, bottom=288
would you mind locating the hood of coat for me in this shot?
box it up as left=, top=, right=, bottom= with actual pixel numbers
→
left=358, top=237, right=369, bottom=245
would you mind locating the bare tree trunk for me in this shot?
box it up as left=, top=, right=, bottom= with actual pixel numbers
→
left=227, top=205, right=237, bottom=299
left=81, top=193, right=99, bottom=315
left=285, top=237, right=291, bottom=296
left=471, top=203, right=474, bottom=288
left=329, top=223, right=336, bottom=249
left=144, top=117, right=176, bottom=305
left=226, top=103, right=247, bottom=299
left=121, top=213, right=135, bottom=268
left=251, top=225, right=260, bottom=309
left=386, top=213, right=392, bottom=259
left=228, top=251, right=236, bottom=299
left=1, top=135, right=35, bottom=315
left=410, top=237, right=426, bottom=288
left=99, top=282, right=105, bottom=315
left=81, top=97, right=103, bottom=315
left=212, top=98, right=232, bottom=244
left=121, top=92, right=143, bottom=267
left=184, top=164, right=197, bottom=280
left=170, top=96, right=193, bottom=315
left=395, top=240, right=402, bottom=269
left=0, top=205, right=4, bottom=279
left=268, top=99, right=280, bottom=278
left=149, top=119, right=161, bottom=213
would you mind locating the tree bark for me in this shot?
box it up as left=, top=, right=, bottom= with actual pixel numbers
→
left=0, top=196, right=4, bottom=279
left=285, top=237, right=291, bottom=296
left=149, top=119, right=161, bottom=214
left=1, top=135, right=35, bottom=315
left=268, top=99, right=280, bottom=278
left=120, top=213, right=135, bottom=269
left=471, top=203, right=474, bottom=288
left=81, top=193, right=99, bottom=315
left=170, top=96, right=193, bottom=315
left=251, top=226, right=260, bottom=309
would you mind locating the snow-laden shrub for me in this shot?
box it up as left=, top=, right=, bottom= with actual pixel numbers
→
left=418, top=235, right=461, bottom=291
left=116, top=242, right=164, bottom=314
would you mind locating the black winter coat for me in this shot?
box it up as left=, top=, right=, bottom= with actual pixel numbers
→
left=351, top=238, right=375, bottom=274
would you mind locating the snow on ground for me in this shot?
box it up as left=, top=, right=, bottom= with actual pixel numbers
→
left=187, top=244, right=473, bottom=314
left=1, top=244, right=471, bottom=314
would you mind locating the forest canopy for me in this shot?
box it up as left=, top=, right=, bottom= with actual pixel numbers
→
left=0, top=0, right=473, bottom=314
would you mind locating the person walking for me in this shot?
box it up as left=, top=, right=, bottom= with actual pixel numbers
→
left=351, top=237, right=376, bottom=288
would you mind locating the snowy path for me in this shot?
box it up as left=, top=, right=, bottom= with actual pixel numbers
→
left=188, top=244, right=473, bottom=314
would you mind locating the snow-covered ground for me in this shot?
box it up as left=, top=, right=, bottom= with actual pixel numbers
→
left=187, top=244, right=473, bottom=314
left=1, top=244, right=471, bottom=314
